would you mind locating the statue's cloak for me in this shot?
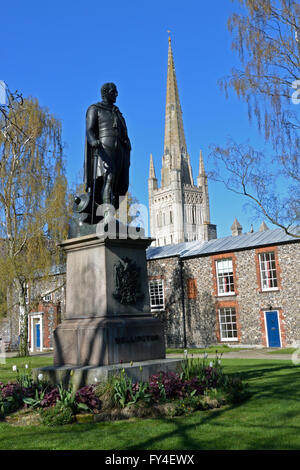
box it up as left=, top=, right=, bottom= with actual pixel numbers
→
left=83, top=102, right=131, bottom=198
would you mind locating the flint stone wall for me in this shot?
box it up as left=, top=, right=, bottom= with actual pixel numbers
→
left=147, top=241, right=300, bottom=348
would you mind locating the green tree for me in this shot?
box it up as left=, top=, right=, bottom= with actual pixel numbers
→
left=211, top=0, right=299, bottom=237
left=0, top=86, right=69, bottom=355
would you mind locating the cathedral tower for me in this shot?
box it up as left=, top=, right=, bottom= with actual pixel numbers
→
left=148, top=37, right=217, bottom=246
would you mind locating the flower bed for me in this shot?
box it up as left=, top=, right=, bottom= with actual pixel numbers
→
left=0, top=354, right=250, bottom=425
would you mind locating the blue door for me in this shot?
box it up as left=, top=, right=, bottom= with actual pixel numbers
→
left=35, top=323, right=40, bottom=349
left=266, top=311, right=281, bottom=347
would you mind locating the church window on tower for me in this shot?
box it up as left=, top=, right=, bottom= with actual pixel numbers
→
left=192, top=205, right=196, bottom=225
left=157, top=212, right=162, bottom=228
left=170, top=210, right=173, bottom=225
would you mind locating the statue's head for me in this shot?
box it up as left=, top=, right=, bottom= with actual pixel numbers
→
left=101, top=82, right=118, bottom=104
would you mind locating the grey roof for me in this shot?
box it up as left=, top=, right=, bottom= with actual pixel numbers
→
left=146, top=240, right=200, bottom=260
left=146, top=228, right=299, bottom=260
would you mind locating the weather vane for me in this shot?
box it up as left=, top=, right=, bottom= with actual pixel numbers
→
left=167, top=30, right=171, bottom=41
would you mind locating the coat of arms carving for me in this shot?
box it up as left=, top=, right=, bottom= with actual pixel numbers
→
left=113, top=257, right=144, bottom=305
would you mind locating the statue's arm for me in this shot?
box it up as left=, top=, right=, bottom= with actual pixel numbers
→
left=86, top=105, right=100, bottom=148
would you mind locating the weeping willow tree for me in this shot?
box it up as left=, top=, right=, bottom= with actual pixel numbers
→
left=212, top=0, right=300, bottom=236
left=221, top=0, right=300, bottom=146
left=0, top=87, right=69, bottom=355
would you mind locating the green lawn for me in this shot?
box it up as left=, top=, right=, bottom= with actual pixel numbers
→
left=0, top=355, right=53, bottom=384
left=0, top=358, right=300, bottom=450
left=166, top=346, right=248, bottom=355
left=166, top=346, right=297, bottom=355
left=267, top=348, right=297, bottom=355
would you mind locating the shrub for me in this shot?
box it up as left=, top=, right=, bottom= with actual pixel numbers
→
left=131, top=381, right=151, bottom=404
left=203, top=387, right=226, bottom=407
left=56, top=384, right=91, bottom=414
left=112, top=369, right=134, bottom=408
left=40, top=387, right=60, bottom=408
left=149, top=371, right=184, bottom=402
left=16, top=368, right=34, bottom=389
left=96, top=371, right=152, bottom=409
left=23, top=388, right=46, bottom=409
left=182, top=377, right=205, bottom=396
left=199, top=365, right=223, bottom=389
left=183, top=394, right=207, bottom=411
left=0, top=382, right=23, bottom=414
left=39, top=402, right=74, bottom=426
left=222, top=376, right=250, bottom=403
left=95, top=379, right=116, bottom=410
left=180, top=356, right=208, bottom=381
left=75, top=385, right=102, bottom=411
left=180, top=353, right=226, bottom=391
left=110, top=370, right=151, bottom=408
left=167, top=400, right=190, bottom=417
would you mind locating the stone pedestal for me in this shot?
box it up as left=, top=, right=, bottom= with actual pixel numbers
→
left=53, top=233, right=166, bottom=367
left=33, top=358, right=183, bottom=391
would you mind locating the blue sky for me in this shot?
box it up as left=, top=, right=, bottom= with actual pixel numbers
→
left=1, top=0, right=274, bottom=237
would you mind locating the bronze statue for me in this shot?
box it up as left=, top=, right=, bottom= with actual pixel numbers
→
left=72, top=83, right=131, bottom=233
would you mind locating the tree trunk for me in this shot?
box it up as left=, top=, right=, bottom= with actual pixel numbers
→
left=17, top=283, right=29, bottom=357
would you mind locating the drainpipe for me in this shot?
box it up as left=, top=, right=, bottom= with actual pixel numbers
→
left=178, top=257, right=187, bottom=349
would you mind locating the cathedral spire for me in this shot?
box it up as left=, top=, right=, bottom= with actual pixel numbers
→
left=197, top=150, right=207, bottom=187
left=197, top=150, right=211, bottom=224
left=149, top=153, right=156, bottom=179
left=162, top=36, right=192, bottom=187
left=198, top=150, right=205, bottom=176
left=148, top=37, right=217, bottom=247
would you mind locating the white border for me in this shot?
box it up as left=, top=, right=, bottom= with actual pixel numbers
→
left=149, top=278, right=165, bottom=312
left=218, top=308, right=238, bottom=342
left=216, top=259, right=235, bottom=297
left=29, top=313, right=43, bottom=352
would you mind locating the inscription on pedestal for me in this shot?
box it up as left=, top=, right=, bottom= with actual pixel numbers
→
left=115, top=334, right=160, bottom=344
